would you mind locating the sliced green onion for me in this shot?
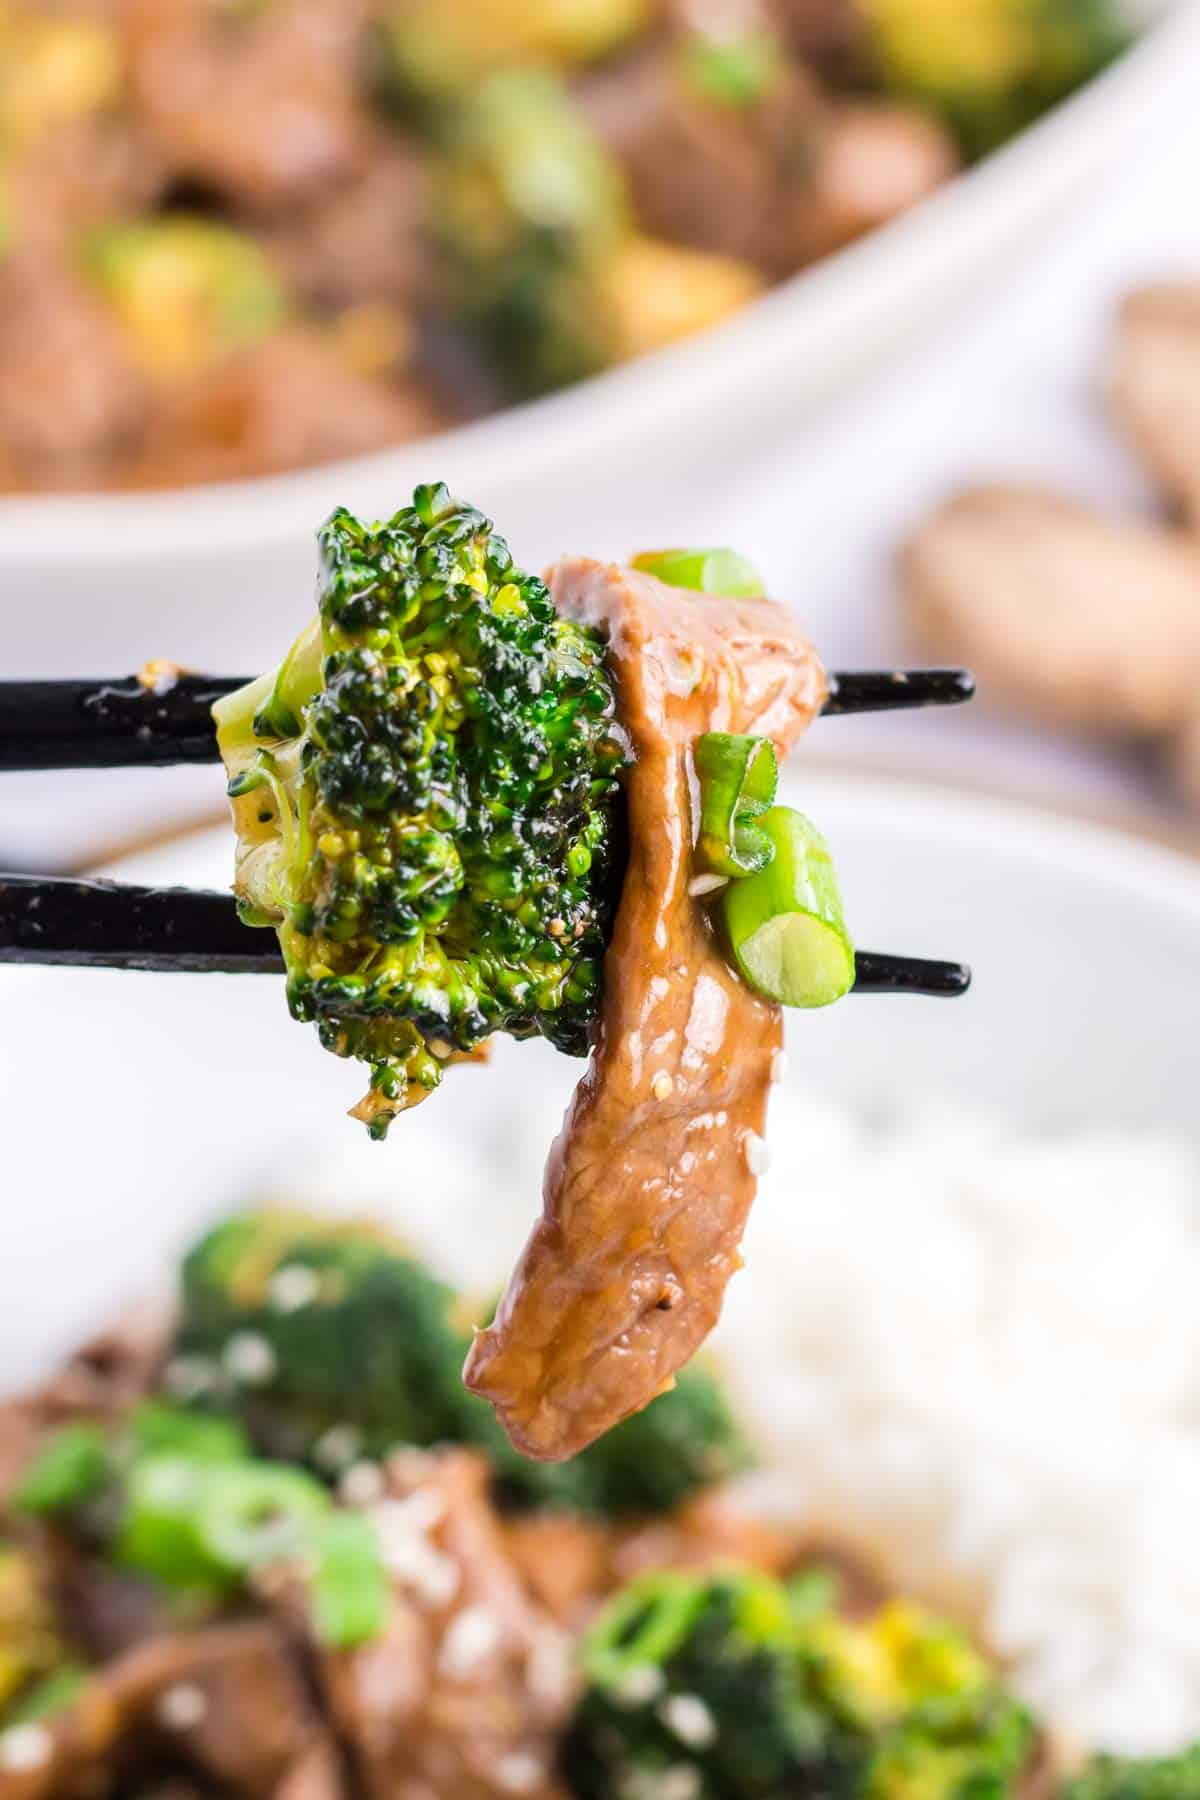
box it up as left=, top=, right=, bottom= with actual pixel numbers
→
left=631, top=547, right=765, bottom=598
left=676, top=30, right=786, bottom=109
left=307, top=1513, right=391, bottom=1649
left=128, top=1401, right=251, bottom=1465
left=4, top=1665, right=89, bottom=1726
left=14, top=1424, right=111, bottom=1517
left=117, top=1456, right=330, bottom=1593
left=195, top=1463, right=330, bottom=1578
left=721, top=807, right=854, bottom=1008
left=694, top=732, right=778, bottom=877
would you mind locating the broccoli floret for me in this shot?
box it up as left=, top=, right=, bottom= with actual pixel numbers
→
left=429, top=72, right=628, bottom=397
left=563, top=1571, right=1035, bottom=1800
left=376, top=0, right=652, bottom=111
left=81, top=214, right=288, bottom=378
left=1061, top=1746, right=1200, bottom=1800
left=564, top=1567, right=853, bottom=1799
left=0, top=1545, right=67, bottom=1720
left=859, top=0, right=1128, bottom=159
left=173, top=1208, right=749, bottom=1518
left=213, top=484, right=625, bottom=1136
left=174, top=1208, right=473, bottom=1463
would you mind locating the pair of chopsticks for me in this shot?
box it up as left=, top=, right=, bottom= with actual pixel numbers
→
left=0, top=667, right=975, bottom=995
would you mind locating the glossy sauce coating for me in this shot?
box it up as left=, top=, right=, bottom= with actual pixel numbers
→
left=464, top=559, right=826, bottom=1461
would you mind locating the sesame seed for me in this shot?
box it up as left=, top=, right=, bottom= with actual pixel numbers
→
left=222, top=1331, right=277, bottom=1386
left=314, top=1424, right=364, bottom=1474
left=339, top=1460, right=385, bottom=1507
left=428, top=1039, right=453, bottom=1059
left=269, top=1264, right=319, bottom=1313
left=651, top=1072, right=675, bottom=1102
left=769, top=1048, right=789, bottom=1085
left=0, top=1724, right=52, bottom=1772
left=157, top=1684, right=209, bottom=1731
left=658, top=1766, right=703, bottom=1800
left=494, top=1750, right=546, bottom=1793
left=743, top=1131, right=771, bottom=1177
left=687, top=873, right=728, bottom=898
left=525, top=1629, right=573, bottom=1705
left=659, top=1694, right=717, bottom=1749
left=438, top=1605, right=502, bottom=1678
left=613, top=1664, right=665, bottom=1707
left=162, top=1355, right=219, bottom=1400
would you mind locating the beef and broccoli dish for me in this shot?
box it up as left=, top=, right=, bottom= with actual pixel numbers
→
left=5, top=1196, right=1180, bottom=1800
left=215, top=483, right=847, bottom=1463
left=0, top=0, right=1128, bottom=494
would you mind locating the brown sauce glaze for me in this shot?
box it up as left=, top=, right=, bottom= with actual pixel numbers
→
left=464, top=559, right=826, bottom=1462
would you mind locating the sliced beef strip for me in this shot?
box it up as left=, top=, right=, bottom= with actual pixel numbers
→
left=125, top=327, right=445, bottom=488
left=120, top=0, right=370, bottom=208
left=308, top=1449, right=574, bottom=1800
left=903, top=484, right=1200, bottom=739
left=465, top=561, right=826, bottom=1463
left=1110, top=282, right=1200, bottom=525
left=0, top=249, right=148, bottom=482
left=0, top=1622, right=329, bottom=1800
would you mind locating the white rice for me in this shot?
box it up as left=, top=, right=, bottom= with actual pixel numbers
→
left=722, top=1090, right=1200, bottom=1759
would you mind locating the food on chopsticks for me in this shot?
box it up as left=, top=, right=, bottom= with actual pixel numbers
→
left=215, top=483, right=845, bottom=1460
left=0, top=1208, right=1050, bottom=1800
left=901, top=282, right=1200, bottom=804
left=0, top=0, right=1127, bottom=494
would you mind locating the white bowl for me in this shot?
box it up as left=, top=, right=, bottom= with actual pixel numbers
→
left=0, top=0, right=1193, bottom=679
left=2, top=764, right=1197, bottom=1389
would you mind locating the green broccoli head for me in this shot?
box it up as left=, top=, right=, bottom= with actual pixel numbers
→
left=564, top=1567, right=852, bottom=1799
left=562, top=1572, right=1035, bottom=1800
left=0, top=1545, right=66, bottom=1721
left=859, top=0, right=1128, bottom=158
left=173, top=1208, right=472, bottom=1465
left=214, top=484, right=625, bottom=1137
left=1061, top=1746, right=1200, bottom=1800
left=429, top=72, right=629, bottom=396
left=173, top=1208, right=749, bottom=1520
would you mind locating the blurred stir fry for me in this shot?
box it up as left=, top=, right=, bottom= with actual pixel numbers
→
left=0, top=0, right=1127, bottom=493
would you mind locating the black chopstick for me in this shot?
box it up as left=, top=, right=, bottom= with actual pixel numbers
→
left=0, top=667, right=975, bottom=772
left=821, top=669, right=975, bottom=715
left=0, top=876, right=969, bottom=995
left=0, top=672, right=245, bottom=772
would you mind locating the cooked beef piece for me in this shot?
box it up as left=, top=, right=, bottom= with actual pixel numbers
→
left=582, top=46, right=951, bottom=275
left=1110, top=283, right=1200, bottom=525
left=126, top=327, right=445, bottom=487
left=7, top=119, right=166, bottom=251
left=502, top=1513, right=614, bottom=1629
left=35, top=1304, right=172, bottom=1427
left=51, top=1553, right=169, bottom=1664
left=2, top=1623, right=326, bottom=1800
left=465, top=561, right=825, bottom=1462
left=0, top=250, right=147, bottom=483
left=256, top=139, right=431, bottom=312
left=787, top=99, right=955, bottom=264
left=768, top=0, right=865, bottom=78
left=308, top=1450, right=575, bottom=1800
left=120, top=0, right=370, bottom=208
left=903, top=485, right=1200, bottom=740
